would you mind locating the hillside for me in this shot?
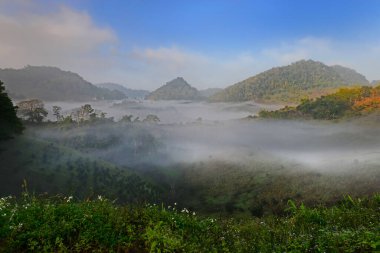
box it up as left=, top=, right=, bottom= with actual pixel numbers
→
left=147, top=77, right=201, bottom=100
left=95, top=82, right=149, bottom=99
left=259, top=85, right=380, bottom=120
left=0, top=66, right=126, bottom=101
left=210, top=60, right=369, bottom=103
left=331, top=65, right=369, bottom=85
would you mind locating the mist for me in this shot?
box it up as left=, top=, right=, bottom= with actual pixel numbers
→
left=34, top=100, right=380, bottom=173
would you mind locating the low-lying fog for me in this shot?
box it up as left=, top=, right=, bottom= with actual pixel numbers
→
left=160, top=121, right=380, bottom=169
left=41, top=100, right=380, bottom=171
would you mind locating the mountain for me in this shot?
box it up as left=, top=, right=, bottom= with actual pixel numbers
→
left=199, top=88, right=223, bottom=98
left=0, top=66, right=126, bottom=101
left=210, top=60, right=369, bottom=103
left=371, top=80, right=380, bottom=86
left=147, top=77, right=201, bottom=100
left=95, top=83, right=150, bottom=99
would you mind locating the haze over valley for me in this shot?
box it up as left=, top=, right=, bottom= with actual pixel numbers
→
left=0, top=1, right=380, bottom=252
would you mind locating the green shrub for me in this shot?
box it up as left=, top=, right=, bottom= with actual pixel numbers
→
left=0, top=193, right=379, bottom=252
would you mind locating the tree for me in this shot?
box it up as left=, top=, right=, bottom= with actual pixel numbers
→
left=78, top=104, right=95, bottom=122
left=143, top=114, right=160, bottom=123
left=17, top=99, right=48, bottom=123
left=72, top=104, right=95, bottom=123
left=52, top=106, right=62, bottom=122
left=0, top=80, right=24, bottom=140
left=119, top=114, right=133, bottom=123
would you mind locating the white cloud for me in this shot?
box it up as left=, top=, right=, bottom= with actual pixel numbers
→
left=0, top=2, right=116, bottom=81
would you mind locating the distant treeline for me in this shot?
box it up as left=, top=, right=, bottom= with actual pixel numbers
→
left=15, top=99, right=160, bottom=126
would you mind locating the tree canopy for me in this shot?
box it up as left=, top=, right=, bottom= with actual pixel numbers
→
left=0, top=80, right=23, bottom=140
left=17, top=99, right=48, bottom=123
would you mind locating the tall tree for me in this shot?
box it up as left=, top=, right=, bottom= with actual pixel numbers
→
left=0, top=80, right=24, bottom=140
left=17, top=99, right=48, bottom=123
left=52, top=106, right=62, bottom=122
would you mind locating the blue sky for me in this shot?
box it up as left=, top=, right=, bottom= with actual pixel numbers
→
left=65, top=0, right=380, bottom=53
left=0, top=0, right=380, bottom=89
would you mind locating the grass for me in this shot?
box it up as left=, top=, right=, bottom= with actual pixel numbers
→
left=0, top=192, right=379, bottom=252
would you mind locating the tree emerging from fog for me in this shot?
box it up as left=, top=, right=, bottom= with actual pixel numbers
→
left=17, top=99, right=48, bottom=123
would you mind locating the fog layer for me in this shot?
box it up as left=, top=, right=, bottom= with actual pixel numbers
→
left=36, top=100, right=380, bottom=172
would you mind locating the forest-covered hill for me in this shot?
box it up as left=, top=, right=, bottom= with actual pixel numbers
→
left=147, top=77, right=201, bottom=100
left=210, top=60, right=369, bottom=103
left=0, top=66, right=126, bottom=101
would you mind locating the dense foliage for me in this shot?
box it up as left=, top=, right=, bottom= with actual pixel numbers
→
left=259, top=85, right=380, bottom=120
left=0, top=66, right=126, bottom=101
left=143, top=159, right=380, bottom=217
left=210, top=60, right=369, bottom=103
left=0, top=194, right=379, bottom=252
left=0, top=80, right=23, bottom=140
left=0, top=136, right=162, bottom=204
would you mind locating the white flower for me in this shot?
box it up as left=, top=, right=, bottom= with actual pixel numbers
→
left=192, top=212, right=196, bottom=216
left=67, top=196, right=73, bottom=203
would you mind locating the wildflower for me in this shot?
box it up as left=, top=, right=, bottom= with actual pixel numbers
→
left=67, top=196, right=73, bottom=203
left=98, top=195, right=103, bottom=201
left=193, top=212, right=196, bottom=216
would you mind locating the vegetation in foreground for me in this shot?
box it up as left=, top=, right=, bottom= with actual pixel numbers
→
left=0, top=193, right=379, bottom=252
